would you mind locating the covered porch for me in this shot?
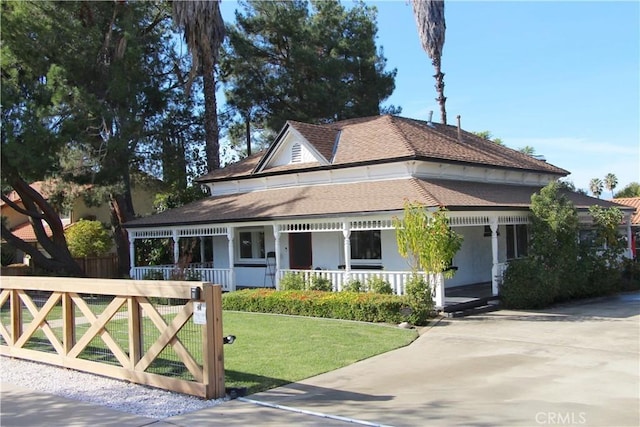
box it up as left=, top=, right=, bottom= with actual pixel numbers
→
left=127, top=212, right=521, bottom=307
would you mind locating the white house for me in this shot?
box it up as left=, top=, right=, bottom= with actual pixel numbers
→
left=124, top=115, right=634, bottom=306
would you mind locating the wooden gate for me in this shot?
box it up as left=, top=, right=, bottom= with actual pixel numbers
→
left=0, top=277, right=225, bottom=399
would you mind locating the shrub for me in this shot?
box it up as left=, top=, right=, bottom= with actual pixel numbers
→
left=222, top=288, right=429, bottom=325
left=367, top=275, right=393, bottom=294
left=342, top=279, right=363, bottom=293
left=500, top=258, right=555, bottom=309
left=404, top=274, right=434, bottom=325
left=65, top=219, right=113, bottom=257
left=279, top=272, right=306, bottom=290
left=308, top=274, right=333, bottom=291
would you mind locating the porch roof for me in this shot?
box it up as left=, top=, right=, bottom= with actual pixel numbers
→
left=124, top=178, right=623, bottom=229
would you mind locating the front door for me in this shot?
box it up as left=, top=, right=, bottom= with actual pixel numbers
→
left=289, top=233, right=312, bottom=269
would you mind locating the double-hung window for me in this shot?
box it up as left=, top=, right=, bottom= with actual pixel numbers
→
left=506, top=224, right=528, bottom=259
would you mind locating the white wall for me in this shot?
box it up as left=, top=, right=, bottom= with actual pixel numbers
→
left=444, top=226, right=493, bottom=288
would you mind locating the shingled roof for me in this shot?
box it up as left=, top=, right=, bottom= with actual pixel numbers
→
left=612, top=197, right=640, bottom=225
left=197, top=115, right=568, bottom=183
left=126, top=178, right=623, bottom=229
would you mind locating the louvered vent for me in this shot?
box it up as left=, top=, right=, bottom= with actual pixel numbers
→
left=291, top=143, right=302, bottom=163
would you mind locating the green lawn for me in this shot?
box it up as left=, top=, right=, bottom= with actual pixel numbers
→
left=222, top=311, right=418, bottom=393
left=1, top=303, right=418, bottom=394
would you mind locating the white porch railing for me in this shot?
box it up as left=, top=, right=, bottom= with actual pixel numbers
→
left=130, top=266, right=233, bottom=292
left=278, top=269, right=427, bottom=296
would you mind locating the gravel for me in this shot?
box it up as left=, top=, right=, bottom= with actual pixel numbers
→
left=0, top=357, right=227, bottom=419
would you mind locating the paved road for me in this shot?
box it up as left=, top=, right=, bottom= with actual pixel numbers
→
left=2, top=292, right=639, bottom=426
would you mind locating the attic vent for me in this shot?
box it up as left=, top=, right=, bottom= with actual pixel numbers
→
left=291, top=143, right=302, bottom=163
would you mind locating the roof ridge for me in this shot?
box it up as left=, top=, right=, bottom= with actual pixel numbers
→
left=388, top=115, right=419, bottom=156
left=408, top=177, right=441, bottom=206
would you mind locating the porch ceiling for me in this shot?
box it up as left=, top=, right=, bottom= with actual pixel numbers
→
left=124, top=178, right=623, bottom=229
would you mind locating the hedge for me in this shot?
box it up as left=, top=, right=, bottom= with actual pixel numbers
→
left=222, top=289, right=432, bottom=325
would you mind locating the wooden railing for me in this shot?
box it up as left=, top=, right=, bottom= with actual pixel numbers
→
left=0, top=277, right=225, bottom=399
left=130, top=266, right=233, bottom=292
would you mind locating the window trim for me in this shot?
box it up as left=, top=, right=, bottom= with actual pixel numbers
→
left=236, top=228, right=266, bottom=262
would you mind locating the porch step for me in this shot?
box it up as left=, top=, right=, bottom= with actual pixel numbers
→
left=442, top=296, right=501, bottom=318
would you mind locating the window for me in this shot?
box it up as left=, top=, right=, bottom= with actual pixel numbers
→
left=350, top=230, right=381, bottom=260
left=238, top=230, right=265, bottom=260
left=291, top=143, right=301, bottom=163
left=506, top=224, right=528, bottom=259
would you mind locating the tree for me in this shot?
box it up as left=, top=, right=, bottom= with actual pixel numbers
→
left=65, top=220, right=113, bottom=258
left=411, top=0, right=447, bottom=124
left=519, top=146, right=536, bottom=155
left=614, top=182, right=640, bottom=198
left=221, top=0, right=398, bottom=134
left=394, top=202, right=463, bottom=307
left=2, top=1, right=184, bottom=276
left=172, top=0, right=226, bottom=172
left=604, top=173, right=618, bottom=198
left=589, top=178, right=604, bottom=198
left=472, top=131, right=504, bottom=145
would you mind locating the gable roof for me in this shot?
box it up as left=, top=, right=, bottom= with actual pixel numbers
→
left=197, top=115, right=568, bottom=183
left=125, top=178, right=622, bottom=229
left=612, top=197, right=640, bottom=225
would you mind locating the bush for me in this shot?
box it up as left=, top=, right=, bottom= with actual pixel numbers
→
left=404, top=274, right=434, bottom=325
left=342, top=279, right=363, bottom=293
left=279, top=272, right=306, bottom=290
left=222, top=288, right=431, bottom=325
left=367, top=276, right=393, bottom=294
left=65, top=219, right=113, bottom=257
left=308, top=274, right=333, bottom=291
left=500, top=258, right=555, bottom=309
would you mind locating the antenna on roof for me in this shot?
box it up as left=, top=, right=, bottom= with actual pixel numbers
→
left=456, top=115, right=462, bottom=142
left=427, top=110, right=434, bottom=127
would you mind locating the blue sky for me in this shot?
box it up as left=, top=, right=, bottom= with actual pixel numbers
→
left=219, top=1, right=640, bottom=196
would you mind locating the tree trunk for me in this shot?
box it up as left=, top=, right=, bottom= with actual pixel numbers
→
left=432, top=57, right=447, bottom=125
left=245, top=113, right=251, bottom=156
left=109, top=171, right=135, bottom=277
left=0, top=173, right=83, bottom=276
left=202, top=53, right=220, bottom=171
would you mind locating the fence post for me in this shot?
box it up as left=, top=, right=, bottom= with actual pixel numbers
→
left=201, top=284, right=225, bottom=399
left=10, top=289, right=21, bottom=345
left=128, top=297, right=142, bottom=369
left=62, top=293, right=75, bottom=354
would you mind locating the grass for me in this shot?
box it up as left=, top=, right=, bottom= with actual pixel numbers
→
left=222, top=311, right=418, bottom=393
left=2, top=302, right=418, bottom=395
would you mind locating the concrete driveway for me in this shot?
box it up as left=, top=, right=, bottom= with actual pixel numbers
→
left=171, top=292, right=640, bottom=426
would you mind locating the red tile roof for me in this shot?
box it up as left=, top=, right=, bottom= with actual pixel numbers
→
left=8, top=221, right=54, bottom=242
left=612, top=197, right=640, bottom=225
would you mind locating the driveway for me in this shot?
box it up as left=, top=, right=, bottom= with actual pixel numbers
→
left=170, top=291, right=640, bottom=426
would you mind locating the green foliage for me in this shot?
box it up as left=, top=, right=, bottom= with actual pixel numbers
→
left=64, top=220, right=113, bottom=258
left=614, top=182, right=640, bottom=198
left=279, top=272, right=307, bottom=291
left=394, top=203, right=463, bottom=278
left=342, top=279, right=364, bottom=293
left=222, top=289, right=431, bottom=325
left=502, top=182, right=632, bottom=309
left=134, top=238, right=173, bottom=266
left=142, top=270, right=165, bottom=280
left=221, top=0, right=399, bottom=133
left=404, top=274, right=434, bottom=326
left=308, top=275, right=333, bottom=292
left=367, top=275, right=393, bottom=294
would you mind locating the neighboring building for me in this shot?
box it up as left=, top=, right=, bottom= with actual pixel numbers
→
left=1, top=179, right=160, bottom=265
left=123, top=115, right=634, bottom=305
left=611, top=197, right=640, bottom=259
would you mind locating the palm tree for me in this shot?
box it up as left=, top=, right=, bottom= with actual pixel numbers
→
left=604, top=173, right=618, bottom=198
left=589, top=178, right=604, bottom=198
left=411, top=0, right=447, bottom=125
left=172, top=0, right=226, bottom=172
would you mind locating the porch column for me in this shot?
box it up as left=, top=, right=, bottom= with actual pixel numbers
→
left=199, top=237, right=206, bottom=263
left=490, top=218, right=500, bottom=296
left=227, top=227, right=236, bottom=290
left=172, top=229, right=180, bottom=264
left=433, top=272, right=445, bottom=308
left=128, top=231, right=135, bottom=278
left=342, top=221, right=351, bottom=283
left=626, top=216, right=633, bottom=259
left=273, top=225, right=281, bottom=290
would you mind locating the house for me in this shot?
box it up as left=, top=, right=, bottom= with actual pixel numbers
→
left=611, top=197, right=640, bottom=259
left=1, top=178, right=160, bottom=267
left=123, top=115, right=634, bottom=305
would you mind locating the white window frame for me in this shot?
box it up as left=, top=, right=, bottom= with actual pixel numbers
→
left=237, top=228, right=266, bottom=262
